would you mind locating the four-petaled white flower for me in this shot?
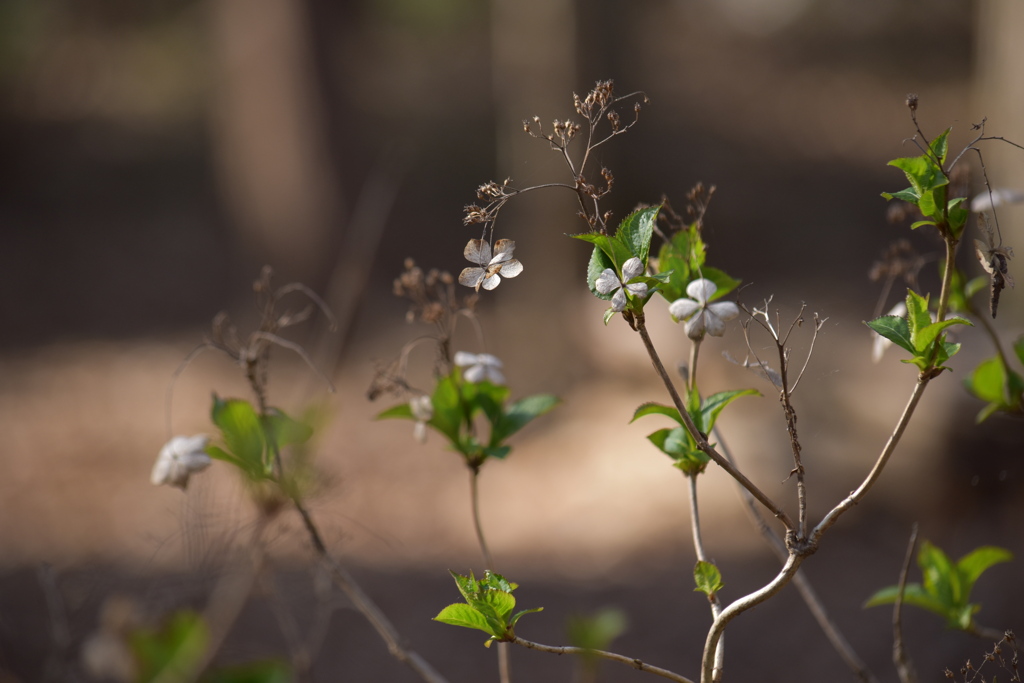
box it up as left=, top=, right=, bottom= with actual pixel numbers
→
left=151, top=435, right=212, bottom=489
left=458, top=238, right=523, bottom=291
left=454, top=351, right=505, bottom=384
left=595, top=257, right=648, bottom=312
left=410, top=395, right=434, bottom=444
left=668, top=278, right=739, bottom=340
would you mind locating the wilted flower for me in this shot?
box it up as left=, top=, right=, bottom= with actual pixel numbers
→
left=871, top=301, right=907, bottom=363
left=458, top=238, right=523, bottom=291
left=410, top=394, right=433, bottom=444
left=668, top=278, right=739, bottom=340
left=151, top=435, right=211, bottom=489
left=454, top=351, right=505, bottom=384
left=595, top=257, right=648, bottom=312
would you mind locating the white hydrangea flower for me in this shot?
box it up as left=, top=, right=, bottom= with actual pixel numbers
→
left=668, top=278, right=739, bottom=340
left=151, top=435, right=211, bottom=489
left=458, top=238, right=523, bottom=291
left=871, top=302, right=907, bottom=363
left=454, top=351, right=505, bottom=384
left=410, top=395, right=434, bottom=444
left=595, top=257, right=648, bottom=312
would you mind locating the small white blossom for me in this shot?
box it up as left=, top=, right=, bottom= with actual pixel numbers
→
left=970, top=188, right=1024, bottom=213
left=410, top=395, right=433, bottom=444
left=454, top=351, right=505, bottom=384
left=458, top=238, right=523, bottom=291
left=871, top=301, right=907, bottom=363
left=668, top=278, right=739, bottom=340
left=595, top=257, right=648, bottom=312
left=151, top=435, right=211, bottom=489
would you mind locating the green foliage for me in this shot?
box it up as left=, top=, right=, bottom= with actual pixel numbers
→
left=694, top=561, right=724, bottom=599
left=575, top=206, right=661, bottom=310
left=566, top=608, right=628, bottom=674
left=377, top=369, right=558, bottom=468
left=207, top=395, right=313, bottom=481
left=632, top=388, right=759, bottom=476
left=964, top=353, right=1024, bottom=422
left=865, top=289, right=971, bottom=373
left=434, top=570, right=542, bottom=645
left=866, top=540, right=1012, bottom=630
left=130, top=610, right=208, bottom=683
left=203, top=661, right=292, bottom=683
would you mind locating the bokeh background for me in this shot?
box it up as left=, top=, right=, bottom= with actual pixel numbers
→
left=1, top=0, right=1022, bottom=681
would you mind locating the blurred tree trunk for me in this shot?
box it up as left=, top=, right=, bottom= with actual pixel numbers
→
left=206, top=0, right=341, bottom=280
left=490, top=0, right=580, bottom=380
left=973, top=0, right=1023, bottom=324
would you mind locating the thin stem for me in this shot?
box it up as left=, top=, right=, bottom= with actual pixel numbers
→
left=701, top=554, right=804, bottom=683
left=470, top=468, right=495, bottom=569
left=511, top=637, right=694, bottom=683
left=687, top=474, right=724, bottom=675
left=893, top=524, right=919, bottom=683
left=293, top=500, right=450, bottom=683
left=634, top=313, right=794, bottom=530
left=711, top=427, right=879, bottom=683
left=689, top=339, right=701, bottom=392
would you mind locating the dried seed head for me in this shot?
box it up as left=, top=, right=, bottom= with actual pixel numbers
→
left=906, top=93, right=919, bottom=111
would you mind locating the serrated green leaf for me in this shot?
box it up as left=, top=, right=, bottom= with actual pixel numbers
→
left=434, top=603, right=498, bottom=635
left=913, top=316, right=972, bottom=354
left=930, top=128, right=951, bottom=166
left=694, top=561, right=724, bottom=597
left=904, top=290, right=931, bottom=341
left=617, top=205, right=659, bottom=265
left=211, top=396, right=265, bottom=471
left=947, top=196, right=969, bottom=234
left=491, top=394, right=559, bottom=446
left=631, top=402, right=684, bottom=425
left=956, top=546, right=1012, bottom=588
left=865, top=316, right=915, bottom=355
left=572, top=232, right=634, bottom=274
left=882, top=188, right=921, bottom=204
left=586, top=244, right=615, bottom=300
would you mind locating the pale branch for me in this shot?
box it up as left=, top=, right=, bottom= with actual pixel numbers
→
left=634, top=312, right=794, bottom=530
left=511, top=637, right=694, bottom=683
left=688, top=474, right=724, bottom=675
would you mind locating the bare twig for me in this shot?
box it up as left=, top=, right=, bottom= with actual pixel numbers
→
left=687, top=474, right=724, bottom=674
left=511, top=636, right=694, bottom=683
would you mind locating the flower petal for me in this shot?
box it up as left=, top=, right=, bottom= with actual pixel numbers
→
left=610, top=288, right=628, bottom=312
left=484, top=366, right=506, bottom=384
left=595, top=269, right=620, bottom=295
left=458, top=267, right=485, bottom=289
left=621, top=257, right=644, bottom=281
left=481, top=273, right=501, bottom=290
left=707, top=301, right=739, bottom=322
left=668, top=298, right=701, bottom=320
left=685, top=312, right=707, bottom=340
left=498, top=259, right=523, bottom=278
left=625, top=282, right=648, bottom=298
left=703, top=311, right=727, bottom=337
left=685, top=278, right=717, bottom=304
left=491, top=239, right=516, bottom=262
left=463, top=364, right=485, bottom=383
left=463, top=238, right=492, bottom=265
left=454, top=351, right=479, bottom=367
left=475, top=353, right=502, bottom=368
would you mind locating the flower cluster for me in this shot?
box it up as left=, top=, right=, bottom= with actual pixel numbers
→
left=458, top=239, right=523, bottom=292
left=669, top=278, right=739, bottom=340
left=595, top=257, right=647, bottom=312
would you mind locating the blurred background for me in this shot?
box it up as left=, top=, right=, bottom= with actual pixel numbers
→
left=1, top=0, right=1022, bottom=681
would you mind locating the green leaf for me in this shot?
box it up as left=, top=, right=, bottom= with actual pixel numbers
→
left=957, top=546, right=1012, bottom=588
left=888, top=152, right=948, bottom=219
left=929, top=128, right=951, bottom=166
left=700, top=267, right=741, bottom=300
left=261, top=408, right=313, bottom=451
left=617, top=205, right=660, bottom=265
left=646, top=427, right=692, bottom=458
left=573, top=232, right=634, bottom=275
left=910, top=220, right=937, bottom=230
left=211, top=396, right=265, bottom=472
left=918, top=540, right=962, bottom=610
left=698, top=389, right=760, bottom=434
left=864, top=584, right=950, bottom=618
left=507, top=606, right=544, bottom=631
left=429, top=375, right=464, bottom=446
left=966, top=357, right=1008, bottom=404
left=1014, top=336, right=1024, bottom=367
left=205, top=444, right=250, bottom=474
left=694, top=561, right=724, bottom=597
left=376, top=403, right=414, bottom=420
left=602, top=308, right=616, bottom=325
left=865, top=316, right=915, bottom=355
left=882, top=187, right=920, bottom=204
left=434, top=603, right=498, bottom=636
left=904, top=290, right=931, bottom=343
left=566, top=609, right=627, bottom=655
left=463, top=380, right=510, bottom=427
left=631, top=402, right=684, bottom=425
left=586, top=244, right=616, bottom=300
left=913, top=316, right=972, bottom=354
left=655, top=242, right=690, bottom=303
left=947, top=196, right=969, bottom=234
left=130, top=610, right=208, bottom=683
left=491, top=394, right=559, bottom=447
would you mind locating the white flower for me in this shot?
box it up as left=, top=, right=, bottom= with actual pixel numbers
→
left=151, top=435, right=211, bottom=489
left=970, top=188, right=1024, bottom=213
left=871, top=301, right=907, bottom=363
left=458, top=238, right=523, bottom=291
left=668, top=278, right=739, bottom=340
left=595, top=257, right=648, bottom=312
left=454, top=351, right=505, bottom=384
left=410, top=395, right=433, bottom=444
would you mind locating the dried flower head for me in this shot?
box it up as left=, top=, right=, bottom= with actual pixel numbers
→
left=152, top=435, right=211, bottom=489
left=458, top=238, right=523, bottom=291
